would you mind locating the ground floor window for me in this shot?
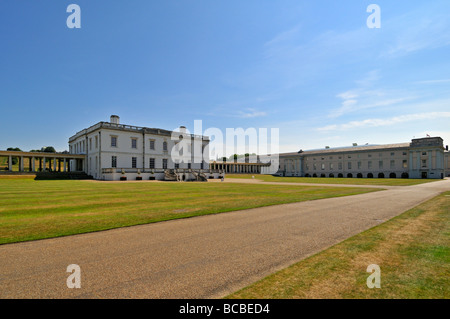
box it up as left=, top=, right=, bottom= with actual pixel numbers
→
left=132, top=157, right=137, bottom=169
left=149, top=158, right=155, bottom=169
left=162, top=159, right=168, bottom=169
left=112, top=156, right=117, bottom=168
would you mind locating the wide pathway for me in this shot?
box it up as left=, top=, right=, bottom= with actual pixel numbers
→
left=1, top=179, right=449, bottom=298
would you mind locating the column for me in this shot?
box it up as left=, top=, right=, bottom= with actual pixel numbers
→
left=8, top=155, right=12, bottom=171
left=63, top=159, right=67, bottom=172
left=32, top=157, right=36, bottom=172
left=43, top=157, right=46, bottom=171
left=53, top=158, right=57, bottom=171
left=19, top=156, right=24, bottom=172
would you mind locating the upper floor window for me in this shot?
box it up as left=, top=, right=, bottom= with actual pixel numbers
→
left=163, top=141, right=168, bottom=151
left=95, top=136, right=98, bottom=149
left=422, top=159, right=427, bottom=167
left=391, top=152, right=395, bottom=156
left=422, top=152, right=427, bottom=156
left=390, top=160, right=395, bottom=169
left=131, top=138, right=137, bottom=149
left=111, top=136, right=117, bottom=147
left=89, top=138, right=92, bottom=151
left=149, top=139, right=155, bottom=150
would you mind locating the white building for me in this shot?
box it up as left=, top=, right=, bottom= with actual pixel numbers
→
left=69, top=115, right=222, bottom=181
left=274, top=137, right=447, bottom=179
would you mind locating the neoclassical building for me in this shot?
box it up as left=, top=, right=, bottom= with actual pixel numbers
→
left=69, top=115, right=220, bottom=181
left=276, top=137, right=447, bottom=179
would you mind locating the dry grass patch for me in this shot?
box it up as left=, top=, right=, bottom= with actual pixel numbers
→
left=0, top=178, right=379, bottom=244
left=227, top=192, right=449, bottom=299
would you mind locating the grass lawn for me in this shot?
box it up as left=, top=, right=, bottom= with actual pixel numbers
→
left=0, top=176, right=380, bottom=245
left=227, top=191, right=450, bottom=299
left=226, top=174, right=437, bottom=186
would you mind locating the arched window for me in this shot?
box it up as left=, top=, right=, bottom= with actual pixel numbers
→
left=390, top=173, right=396, bottom=178
left=401, top=172, right=409, bottom=179
left=338, top=173, right=343, bottom=178
left=347, top=173, right=353, bottom=178
left=357, top=173, right=363, bottom=178
left=313, top=173, right=317, bottom=177
left=320, top=173, right=326, bottom=177
left=367, top=173, right=373, bottom=178
left=378, top=173, right=385, bottom=178
left=329, top=173, right=334, bottom=178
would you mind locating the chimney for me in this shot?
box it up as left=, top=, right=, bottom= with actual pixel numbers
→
left=110, top=115, right=120, bottom=124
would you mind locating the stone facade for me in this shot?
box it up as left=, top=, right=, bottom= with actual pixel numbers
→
left=276, top=137, right=446, bottom=179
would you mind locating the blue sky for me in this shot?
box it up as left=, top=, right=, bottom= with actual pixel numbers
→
left=1, top=0, right=449, bottom=154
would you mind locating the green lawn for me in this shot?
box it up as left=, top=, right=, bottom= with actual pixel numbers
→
left=227, top=191, right=450, bottom=299
left=227, top=174, right=437, bottom=186
left=0, top=176, right=380, bottom=245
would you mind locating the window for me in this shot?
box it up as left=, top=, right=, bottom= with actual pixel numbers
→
left=338, top=162, right=342, bottom=170
left=368, top=161, right=372, bottom=169
left=149, top=158, right=155, bottom=169
left=131, top=138, right=137, bottom=149
left=95, top=136, right=98, bottom=149
left=379, top=153, right=383, bottom=157
left=348, top=155, right=352, bottom=159
left=174, top=163, right=180, bottom=169
left=163, top=141, right=168, bottom=152
left=348, top=162, right=352, bottom=169
left=403, top=152, right=407, bottom=156
left=390, top=160, right=395, bottom=169
left=391, top=152, right=395, bottom=156
left=358, top=161, right=362, bottom=169
left=379, top=161, right=383, bottom=169
left=188, top=163, right=191, bottom=169
left=330, top=163, right=334, bottom=170
left=422, top=152, right=427, bottom=156
left=132, top=157, right=137, bottom=169
left=89, top=138, right=92, bottom=150
left=306, top=164, right=309, bottom=170
left=321, top=163, right=325, bottom=170
left=422, top=159, right=427, bottom=168
left=403, top=160, right=407, bottom=168
left=112, top=156, right=117, bottom=168
left=368, top=154, right=372, bottom=158
left=111, top=136, right=117, bottom=147
left=313, top=163, right=317, bottom=170
left=95, top=156, right=98, bottom=170
left=162, top=159, right=168, bottom=169
left=149, top=140, right=155, bottom=150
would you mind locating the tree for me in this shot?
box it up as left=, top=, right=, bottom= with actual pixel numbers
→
left=42, top=146, right=56, bottom=153
left=6, top=147, right=22, bottom=165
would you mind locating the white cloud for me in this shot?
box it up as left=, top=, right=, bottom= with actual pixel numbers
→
left=236, top=108, right=267, bottom=118
left=317, top=112, right=450, bottom=132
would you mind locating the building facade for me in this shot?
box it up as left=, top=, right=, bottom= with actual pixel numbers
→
left=275, top=137, right=447, bottom=179
left=69, top=115, right=220, bottom=181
